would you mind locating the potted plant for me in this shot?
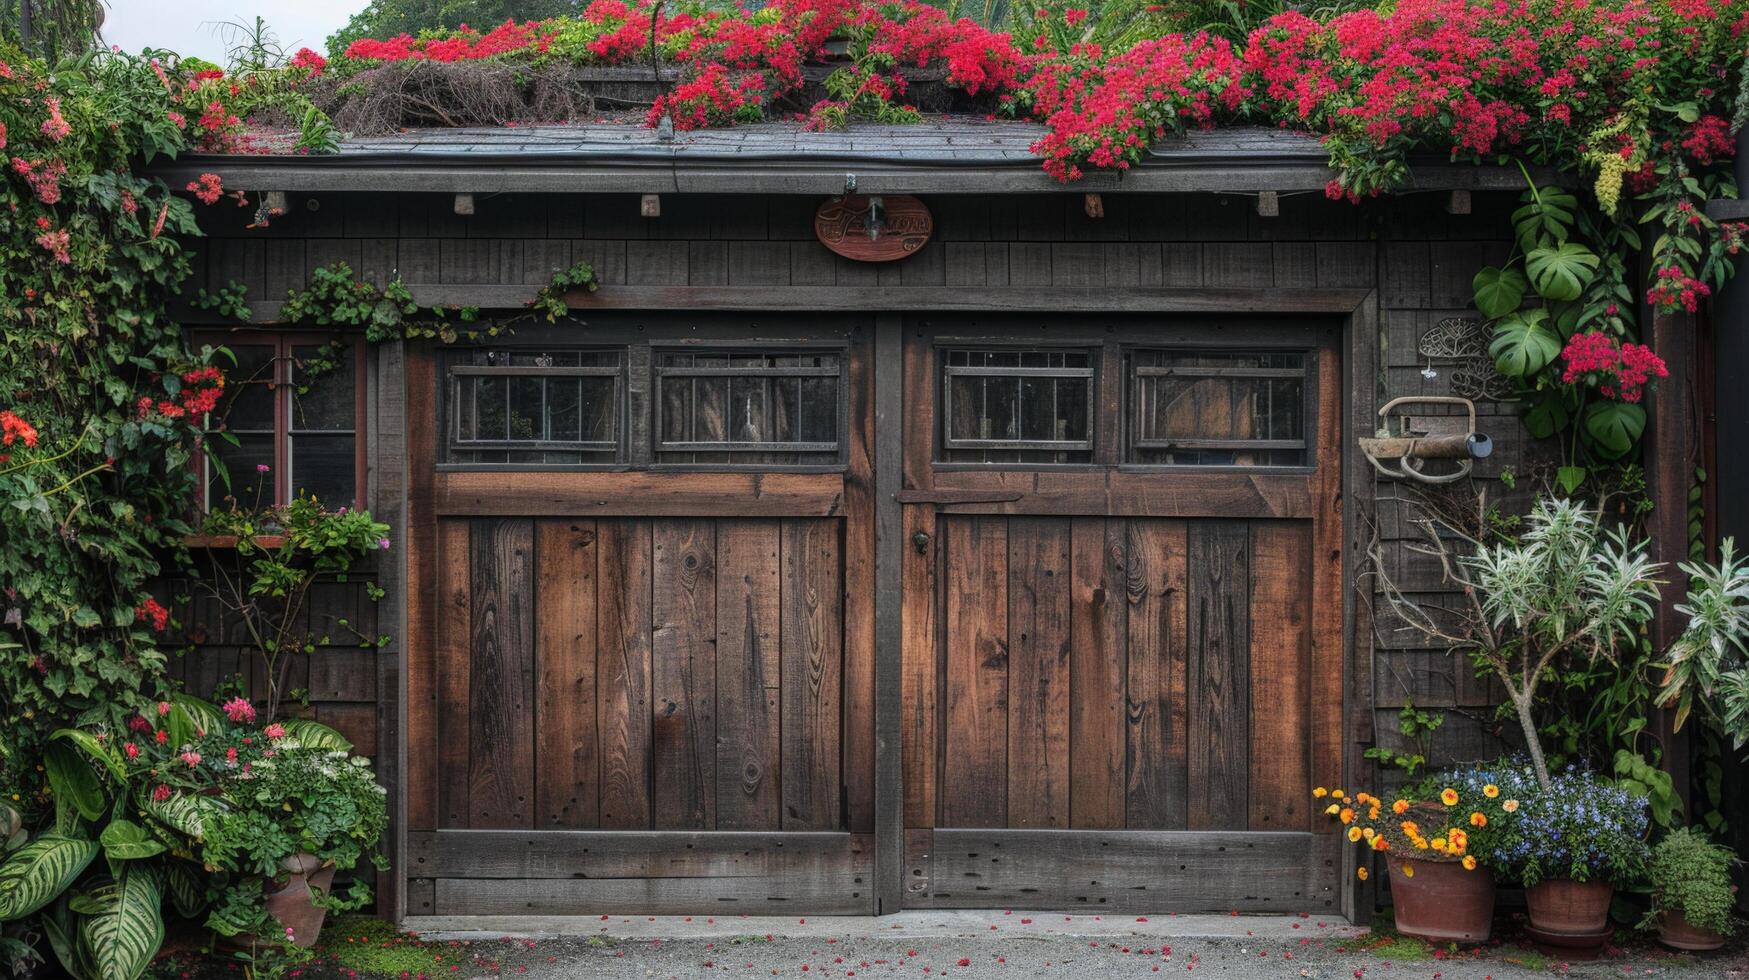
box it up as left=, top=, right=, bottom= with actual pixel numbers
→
left=1470, top=766, right=1649, bottom=953
left=1316, top=775, right=1514, bottom=943
left=188, top=698, right=388, bottom=955
left=1639, top=828, right=1739, bottom=951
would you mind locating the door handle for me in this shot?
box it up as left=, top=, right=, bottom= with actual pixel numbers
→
left=912, top=530, right=931, bottom=554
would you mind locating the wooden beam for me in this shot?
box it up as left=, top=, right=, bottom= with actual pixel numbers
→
left=640, top=193, right=661, bottom=217
left=228, top=286, right=1374, bottom=322
left=452, top=193, right=475, bottom=216
left=407, top=830, right=870, bottom=878
left=1083, top=193, right=1104, bottom=219
left=872, top=313, right=905, bottom=914
left=1256, top=190, right=1279, bottom=217
left=904, top=829, right=1337, bottom=913
left=1646, top=307, right=1698, bottom=811
left=432, top=470, right=846, bottom=517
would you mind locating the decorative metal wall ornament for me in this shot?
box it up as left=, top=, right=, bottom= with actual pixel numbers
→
left=1417, top=316, right=1517, bottom=401
left=815, top=194, right=933, bottom=261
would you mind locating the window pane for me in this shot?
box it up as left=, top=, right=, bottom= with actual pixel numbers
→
left=208, top=433, right=274, bottom=509
left=446, top=349, right=621, bottom=465
left=291, top=345, right=356, bottom=431
left=941, top=348, right=1093, bottom=464
left=217, top=344, right=276, bottom=431
left=654, top=350, right=841, bottom=465
left=290, top=434, right=357, bottom=509
left=1128, top=350, right=1309, bottom=466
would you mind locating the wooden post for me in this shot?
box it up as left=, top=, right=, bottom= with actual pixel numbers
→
left=873, top=313, right=905, bottom=913
left=1646, top=306, right=1698, bottom=811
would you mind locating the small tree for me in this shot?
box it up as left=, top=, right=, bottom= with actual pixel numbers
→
left=1370, top=494, right=1662, bottom=790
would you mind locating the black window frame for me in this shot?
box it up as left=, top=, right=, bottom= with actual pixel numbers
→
left=935, top=344, right=1098, bottom=464
left=1122, top=346, right=1318, bottom=471
left=650, top=348, right=848, bottom=466
left=443, top=348, right=626, bottom=466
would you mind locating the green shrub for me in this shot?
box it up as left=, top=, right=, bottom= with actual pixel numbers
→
left=1641, top=828, right=1739, bottom=937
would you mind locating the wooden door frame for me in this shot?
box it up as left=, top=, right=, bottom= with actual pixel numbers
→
left=869, top=291, right=1377, bottom=921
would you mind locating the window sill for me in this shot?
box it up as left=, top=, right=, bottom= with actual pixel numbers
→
left=181, top=534, right=289, bottom=550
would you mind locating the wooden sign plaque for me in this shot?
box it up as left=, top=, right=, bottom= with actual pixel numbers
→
left=814, top=195, right=933, bottom=262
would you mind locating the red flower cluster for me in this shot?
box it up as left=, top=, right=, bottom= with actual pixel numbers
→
left=135, top=366, right=225, bottom=420
left=1560, top=331, right=1670, bottom=402
left=290, top=48, right=328, bottom=75
left=343, top=19, right=561, bottom=62
left=185, top=172, right=223, bottom=205
left=37, top=95, right=70, bottom=141
left=135, top=596, right=170, bottom=632
left=11, top=155, right=67, bottom=204
left=1, top=409, right=38, bottom=448
left=1647, top=264, right=1714, bottom=312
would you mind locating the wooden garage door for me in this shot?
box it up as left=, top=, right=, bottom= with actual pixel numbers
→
left=402, top=319, right=876, bottom=915
left=899, top=320, right=1345, bottom=913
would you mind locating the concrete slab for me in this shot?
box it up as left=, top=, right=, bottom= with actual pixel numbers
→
left=406, top=910, right=1369, bottom=943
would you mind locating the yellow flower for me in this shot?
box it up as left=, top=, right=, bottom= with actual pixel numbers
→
left=1391, top=799, right=1410, bottom=815
left=1371, top=836, right=1390, bottom=852
left=1348, top=826, right=1363, bottom=842
left=1355, top=792, right=1371, bottom=805
left=1325, top=804, right=1341, bottom=817
left=1482, top=784, right=1499, bottom=798
left=1439, top=788, right=1459, bottom=806
left=1367, top=805, right=1381, bottom=821
left=1313, top=787, right=1328, bottom=798
left=1470, top=812, right=1488, bottom=828
left=1362, top=828, right=1376, bottom=841
left=1502, top=799, right=1519, bottom=813
left=1357, top=867, right=1369, bottom=881
left=1402, top=863, right=1415, bottom=878
left=1399, top=820, right=1420, bottom=835
left=1432, top=837, right=1447, bottom=852
left=1339, top=807, right=1355, bottom=825
left=1461, top=855, right=1478, bottom=871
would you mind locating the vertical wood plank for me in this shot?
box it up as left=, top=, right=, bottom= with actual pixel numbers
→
left=435, top=519, right=472, bottom=829
left=844, top=330, right=879, bottom=837
left=404, top=347, right=439, bottom=833
left=1069, top=517, right=1126, bottom=829
left=598, top=519, right=654, bottom=829
left=900, top=505, right=938, bottom=828
left=781, top=519, right=844, bottom=830
left=1124, top=519, right=1187, bottom=830
left=1187, top=521, right=1251, bottom=831
left=467, top=519, right=536, bottom=829
left=1247, top=521, right=1313, bottom=832
left=941, top=517, right=1008, bottom=828
left=653, top=520, right=718, bottom=830
left=535, top=519, right=600, bottom=828
left=1310, top=346, right=1348, bottom=833
left=1006, top=519, right=1071, bottom=828
left=716, top=520, right=783, bottom=830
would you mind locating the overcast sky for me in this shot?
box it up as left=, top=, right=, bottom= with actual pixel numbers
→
left=103, top=0, right=367, bottom=64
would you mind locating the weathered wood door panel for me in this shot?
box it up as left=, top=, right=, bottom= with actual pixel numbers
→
left=898, top=319, right=1343, bottom=913
left=925, top=515, right=1312, bottom=832
left=434, top=516, right=845, bottom=833
left=403, top=317, right=876, bottom=916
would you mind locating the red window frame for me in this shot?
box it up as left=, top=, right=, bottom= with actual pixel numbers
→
left=192, top=330, right=368, bottom=512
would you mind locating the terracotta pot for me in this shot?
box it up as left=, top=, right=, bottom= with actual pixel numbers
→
left=1525, top=878, right=1614, bottom=935
left=1656, top=910, right=1727, bottom=952
left=266, top=853, right=338, bottom=949
left=1385, top=855, right=1496, bottom=942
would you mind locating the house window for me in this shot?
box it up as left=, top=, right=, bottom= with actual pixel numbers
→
left=1126, top=349, right=1311, bottom=467
left=654, top=350, right=843, bottom=465
left=446, top=349, right=623, bottom=464
left=201, top=335, right=365, bottom=510
left=939, top=347, right=1094, bottom=464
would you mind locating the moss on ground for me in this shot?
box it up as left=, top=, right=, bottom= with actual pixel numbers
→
left=318, top=915, right=454, bottom=978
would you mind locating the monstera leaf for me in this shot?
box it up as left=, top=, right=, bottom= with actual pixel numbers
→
left=1521, top=388, right=1571, bottom=439
left=78, top=866, right=165, bottom=980
left=1513, top=185, right=1579, bottom=250
left=1584, top=401, right=1647, bottom=459
left=1525, top=242, right=1600, bottom=302
left=1472, top=266, right=1528, bottom=319
left=0, top=835, right=99, bottom=921
left=1488, top=310, right=1562, bottom=378
left=279, top=719, right=352, bottom=752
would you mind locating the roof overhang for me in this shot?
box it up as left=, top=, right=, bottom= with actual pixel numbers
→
left=149, top=122, right=1547, bottom=196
